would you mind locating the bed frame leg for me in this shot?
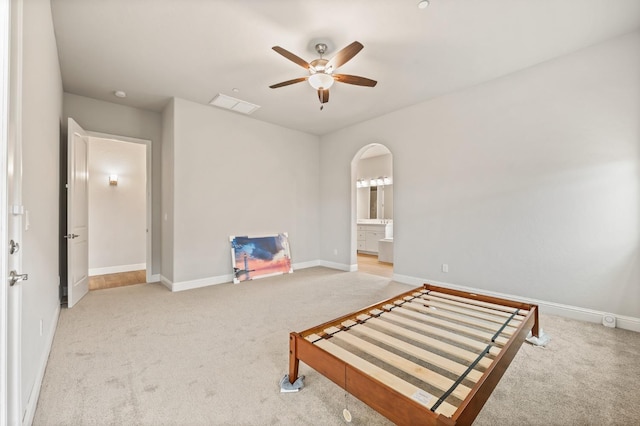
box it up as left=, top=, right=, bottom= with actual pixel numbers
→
left=279, top=333, right=304, bottom=393
left=532, top=306, right=540, bottom=338
left=289, top=333, right=300, bottom=384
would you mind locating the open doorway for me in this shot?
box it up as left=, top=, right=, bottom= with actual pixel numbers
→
left=86, top=134, right=150, bottom=290
left=60, top=125, right=152, bottom=301
left=351, top=144, right=394, bottom=278
left=86, top=136, right=146, bottom=289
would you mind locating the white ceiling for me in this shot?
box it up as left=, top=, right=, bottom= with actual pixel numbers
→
left=50, top=0, right=640, bottom=136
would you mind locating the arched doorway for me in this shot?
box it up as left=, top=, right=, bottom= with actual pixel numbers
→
left=351, top=143, right=394, bottom=277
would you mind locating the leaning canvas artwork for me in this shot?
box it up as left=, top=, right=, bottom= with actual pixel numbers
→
left=230, top=233, right=293, bottom=283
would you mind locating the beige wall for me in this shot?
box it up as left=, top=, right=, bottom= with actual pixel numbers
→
left=161, top=99, right=175, bottom=282
left=320, top=31, right=640, bottom=319
left=164, top=98, right=321, bottom=286
left=19, top=0, right=63, bottom=420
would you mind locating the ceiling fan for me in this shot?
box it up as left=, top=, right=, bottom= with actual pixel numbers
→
left=269, top=41, right=377, bottom=109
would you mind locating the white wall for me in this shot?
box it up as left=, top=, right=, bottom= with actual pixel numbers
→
left=161, top=99, right=175, bottom=282
left=165, top=98, right=320, bottom=286
left=357, top=154, right=393, bottom=181
left=63, top=93, right=162, bottom=276
left=88, top=138, right=146, bottom=274
left=19, top=0, right=62, bottom=420
left=320, top=31, right=640, bottom=319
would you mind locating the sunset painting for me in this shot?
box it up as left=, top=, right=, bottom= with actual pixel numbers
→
left=230, top=233, right=293, bottom=283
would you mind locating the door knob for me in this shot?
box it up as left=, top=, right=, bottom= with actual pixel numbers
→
left=9, top=270, right=28, bottom=286
left=9, top=239, right=19, bottom=254
left=63, top=234, right=79, bottom=239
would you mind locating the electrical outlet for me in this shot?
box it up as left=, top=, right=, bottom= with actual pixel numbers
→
left=442, top=264, right=449, bottom=273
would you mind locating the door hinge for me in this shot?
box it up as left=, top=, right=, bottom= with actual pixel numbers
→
left=9, top=240, right=20, bottom=254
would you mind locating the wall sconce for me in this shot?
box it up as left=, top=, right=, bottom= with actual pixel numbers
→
left=109, top=174, right=118, bottom=186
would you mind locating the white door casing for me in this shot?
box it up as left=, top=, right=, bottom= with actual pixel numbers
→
left=67, top=118, right=89, bottom=308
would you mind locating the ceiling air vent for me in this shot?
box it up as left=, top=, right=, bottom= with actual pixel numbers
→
left=209, top=93, right=260, bottom=115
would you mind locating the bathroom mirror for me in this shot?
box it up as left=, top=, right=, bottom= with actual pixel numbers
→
left=370, top=187, right=378, bottom=218
left=357, top=185, right=393, bottom=220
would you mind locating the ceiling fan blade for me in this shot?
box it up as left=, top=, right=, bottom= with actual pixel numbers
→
left=333, top=74, right=377, bottom=87
left=317, top=89, right=329, bottom=104
left=272, top=46, right=311, bottom=70
left=326, top=41, right=364, bottom=71
left=269, top=77, right=308, bottom=89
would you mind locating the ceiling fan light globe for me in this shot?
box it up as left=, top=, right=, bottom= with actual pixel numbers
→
left=308, top=73, right=334, bottom=89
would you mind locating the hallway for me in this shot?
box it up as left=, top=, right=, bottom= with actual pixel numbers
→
left=88, top=270, right=147, bottom=290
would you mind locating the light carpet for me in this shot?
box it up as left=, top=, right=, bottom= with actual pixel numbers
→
left=34, top=267, right=640, bottom=425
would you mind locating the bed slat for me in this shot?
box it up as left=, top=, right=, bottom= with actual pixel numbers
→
left=311, top=336, right=459, bottom=417
left=427, top=290, right=530, bottom=315
left=400, top=300, right=516, bottom=337
left=417, top=292, right=525, bottom=321
left=386, top=307, right=510, bottom=346
left=408, top=297, right=521, bottom=329
left=346, top=321, right=484, bottom=382
left=355, top=318, right=493, bottom=368
left=378, top=312, right=501, bottom=356
left=326, top=326, right=472, bottom=401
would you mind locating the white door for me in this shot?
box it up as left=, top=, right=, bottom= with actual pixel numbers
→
left=4, top=0, right=25, bottom=422
left=67, top=118, right=89, bottom=308
left=0, top=0, right=10, bottom=421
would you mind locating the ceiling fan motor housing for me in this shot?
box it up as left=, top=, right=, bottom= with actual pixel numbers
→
left=310, top=58, right=329, bottom=73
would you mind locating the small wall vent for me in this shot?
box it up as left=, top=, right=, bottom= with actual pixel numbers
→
left=209, top=93, right=260, bottom=115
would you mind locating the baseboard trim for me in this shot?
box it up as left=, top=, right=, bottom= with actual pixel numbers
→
left=159, top=275, right=172, bottom=291
left=22, top=302, right=60, bottom=426
left=89, top=263, right=146, bottom=276
left=616, top=316, right=640, bottom=333
left=159, top=259, right=355, bottom=292
left=318, top=260, right=357, bottom=272
left=392, top=274, right=640, bottom=333
left=161, top=274, right=233, bottom=292
left=149, top=274, right=160, bottom=283
left=292, top=260, right=320, bottom=270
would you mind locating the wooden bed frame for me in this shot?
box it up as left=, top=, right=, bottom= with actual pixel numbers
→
left=288, top=283, right=539, bottom=425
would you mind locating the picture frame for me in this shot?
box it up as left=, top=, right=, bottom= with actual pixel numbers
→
left=230, top=233, right=293, bottom=284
